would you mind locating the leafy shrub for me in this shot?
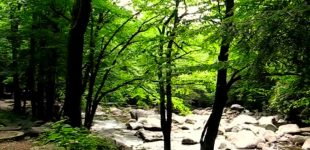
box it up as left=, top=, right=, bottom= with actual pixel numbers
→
left=269, top=77, right=310, bottom=125
left=172, top=97, right=191, bottom=116
left=39, top=120, right=119, bottom=150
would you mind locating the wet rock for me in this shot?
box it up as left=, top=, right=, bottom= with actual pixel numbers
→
left=302, top=138, right=310, bottom=150
left=230, top=104, right=244, bottom=111
left=135, top=130, right=163, bottom=142
left=227, top=130, right=260, bottom=149
left=181, top=138, right=198, bottom=145
left=277, top=124, right=300, bottom=136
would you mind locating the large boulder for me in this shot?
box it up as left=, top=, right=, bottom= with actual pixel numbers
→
left=227, top=130, right=261, bottom=149
left=139, top=118, right=161, bottom=131
left=277, top=124, right=300, bottom=136
left=302, top=138, right=310, bottom=150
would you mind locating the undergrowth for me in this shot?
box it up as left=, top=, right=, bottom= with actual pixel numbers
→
left=38, top=120, right=119, bottom=150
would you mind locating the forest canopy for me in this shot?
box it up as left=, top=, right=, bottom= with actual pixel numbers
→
left=0, top=0, right=309, bottom=149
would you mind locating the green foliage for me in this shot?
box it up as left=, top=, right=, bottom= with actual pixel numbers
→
left=172, top=97, right=191, bottom=116
left=39, top=120, right=119, bottom=150
left=2, top=76, right=13, bottom=85
left=269, top=76, right=310, bottom=124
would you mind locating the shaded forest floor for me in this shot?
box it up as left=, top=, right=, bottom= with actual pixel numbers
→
left=0, top=99, right=59, bottom=150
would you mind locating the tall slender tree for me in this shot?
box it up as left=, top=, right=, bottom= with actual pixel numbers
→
left=63, top=0, right=91, bottom=127
left=9, top=2, right=22, bottom=114
left=200, top=0, right=234, bottom=149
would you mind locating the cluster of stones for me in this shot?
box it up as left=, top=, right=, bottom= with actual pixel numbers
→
left=118, top=104, right=310, bottom=150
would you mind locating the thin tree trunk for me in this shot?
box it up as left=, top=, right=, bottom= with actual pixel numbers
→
left=63, top=0, right=91, bottom=127
left=200, top=0, right=234, bottom=149
left=27, top=14, right=37, bottom=117
left=10, top=4, right=21, bottom=114
left=45, top=48, right=57, bottom=121
left=36, top=50, right=46, bottom=120
left=84, top=14, right=96, bottom=129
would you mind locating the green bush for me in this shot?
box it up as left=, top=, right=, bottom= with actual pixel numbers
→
left=172, top=97, right=191, bottom=116
left=39, top=120, right=119, bottom=150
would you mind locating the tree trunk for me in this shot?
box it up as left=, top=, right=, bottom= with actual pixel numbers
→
left=200, top=0, right=234, bottom=150
left=63, top=0, right=91, bottom=127
left=10, top=4, right=21, bottom=114
left=45, top=48, right=57, bottom=121
left=36, top=50, right=46, bottom=120
left=27, top=14, right=37, bottom=118
left=84, top=14, right=96, bottom=129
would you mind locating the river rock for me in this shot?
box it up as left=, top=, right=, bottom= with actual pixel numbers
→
left=290, top=135, right=309, bottom=145
left=264, top=124, right=278, bottom=132
left=230, top=104, right=244, bottom=111
left=185, top=118, right=196, bottom=124
left=277, top=124, right=300, bottom=136
left=172, top=114, right=186, bottom=124
left=301, top=127, right=310, bottom=132
left=130, top=109, right=154, bottom=120
left=263, top=130, right=277, bottom=143
left=231, top=114, right=258, bottom=125
left=141, top=118, right=161, bottom=131
left=259, top=116, right=275, bottom=126
left=126, top=122, right=143, bottom=130
left=227, top=130, right=260, bottom=149
left=135, top=130, right=163, bottom=142
left=181, top=138, right=198, bottom=145
left=181, top=124, right=192, bottom=130
left=302, top=138, right=310, bottom=149
left=27, top=127, right=46, bottom=136
left=110, top=107, right=123, bottom=116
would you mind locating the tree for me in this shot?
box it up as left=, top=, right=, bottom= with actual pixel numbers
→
left=63, top=0, right=91, bottom=127
left=200, top=0, right=235, bottom=149
left=9, top=2, right=22, bottom=114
